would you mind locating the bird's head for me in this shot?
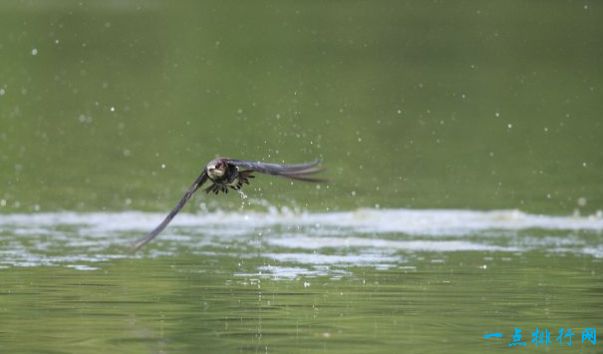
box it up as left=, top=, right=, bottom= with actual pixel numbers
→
left=206, top=158, right=227, bottom=179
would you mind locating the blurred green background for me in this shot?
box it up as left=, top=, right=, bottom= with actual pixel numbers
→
left=1, top=0, right=602, bottom=214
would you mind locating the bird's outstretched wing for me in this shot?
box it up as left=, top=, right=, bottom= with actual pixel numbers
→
left=227, top=159, right=325, bottom=182
left=131, top=171, right=208, bottom=251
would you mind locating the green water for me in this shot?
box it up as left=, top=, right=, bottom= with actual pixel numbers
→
left=2, top=251, right=602, bottom=353
left=1, top=0, right=602, bottom=214
left=1, top=1, right=602, bottom=353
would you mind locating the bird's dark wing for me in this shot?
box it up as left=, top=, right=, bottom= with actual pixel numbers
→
left=132, top=171, right=208, bottom=251
left=227, top=159, right=325, bottom=182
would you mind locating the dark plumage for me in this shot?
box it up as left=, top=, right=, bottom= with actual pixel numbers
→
left=132, top=158, right=324, bottom=250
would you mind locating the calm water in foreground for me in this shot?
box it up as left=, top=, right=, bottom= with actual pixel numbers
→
left=1, top=208, right=601, bottom=353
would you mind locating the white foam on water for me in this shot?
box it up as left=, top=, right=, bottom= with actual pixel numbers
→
left=1, top=208, right=602, bottom=235
left=0, top=208, right=601, bottom=271
left=267, top=236, right=515, bottom=252
left=264, top=251, right=402, bottom=265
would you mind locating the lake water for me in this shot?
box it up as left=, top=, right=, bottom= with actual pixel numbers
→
left=1, top=208, right=602, bottom=353
left=1, top=1, right=602, bottom=353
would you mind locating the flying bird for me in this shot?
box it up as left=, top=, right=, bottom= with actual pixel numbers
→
left=132, top=158, right=324, bottom=250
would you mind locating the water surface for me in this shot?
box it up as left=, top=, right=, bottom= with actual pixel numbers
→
left=1, top=209, right=602, bottom=353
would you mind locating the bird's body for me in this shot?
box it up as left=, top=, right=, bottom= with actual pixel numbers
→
left=132, top=157, right=324, bottom=250
left=204, top=158, right=256, bottom=194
